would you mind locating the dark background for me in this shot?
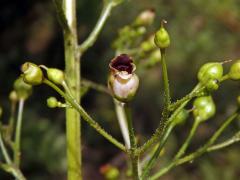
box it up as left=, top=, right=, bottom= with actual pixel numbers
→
left=0, top=0, right=240, bottom=179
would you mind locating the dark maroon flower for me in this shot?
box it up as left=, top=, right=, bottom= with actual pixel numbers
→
left=109, top=54, right=135, bottom=74
left=108, top=54, right=139, bottom=102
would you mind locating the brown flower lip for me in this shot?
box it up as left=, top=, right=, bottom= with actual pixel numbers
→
left=109, top=54, right=136, bottom=74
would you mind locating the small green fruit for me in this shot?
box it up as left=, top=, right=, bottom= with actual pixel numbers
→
left=47, top=68, right=65, bottom=85
left=14, top=77, right=32, bottom=100
left=174, top=109, right=189, bottom=126
left=228, top=60, right=240, bottom=80
left=197, top=62, right=223, bottom=83
left=154, top=23, right=170, bottom=49
left=193, top=96, right=216, bottom=122
left=21, top=62, right=43, bottom=85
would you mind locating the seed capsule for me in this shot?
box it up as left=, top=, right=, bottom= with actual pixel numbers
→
left=154, top=21, right=170, bottom=49
left=228, top=60, right=240, bottom=80
left=21, top=62, right=43, bottom=85
left=14, top=77, right=32, bottom=100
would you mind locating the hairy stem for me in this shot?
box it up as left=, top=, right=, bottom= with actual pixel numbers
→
left=150, top=112, right=239, bottom=179
left=125, top=104, right=140, bottom=180
left=43, top=79, right=126, bottom=152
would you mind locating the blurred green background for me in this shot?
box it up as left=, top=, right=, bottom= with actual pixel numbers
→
left=0, top=0, right=240, bottom=179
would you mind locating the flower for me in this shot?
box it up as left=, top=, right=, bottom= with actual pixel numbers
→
left=108, top=54, right=139, bottom=102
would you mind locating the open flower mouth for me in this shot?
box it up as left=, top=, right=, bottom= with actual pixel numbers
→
left=109, top=54, right=135, bottom=74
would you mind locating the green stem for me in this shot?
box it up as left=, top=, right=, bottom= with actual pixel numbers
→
left=137, top=84, right=201, bottom=155
left=62, top=0, right=81, bottom=179
left=82, top=79, right=110, bottom=95
left=141, top=124, right=175, bottom=179
left=0, top=131, right=11, bottom=164
left=14, top=99, right=25, bottom=167
left=174, top=119, right=200, bottom=160
left=43, top=79, right=126, bottom=152
left=160, top=49, right=171, bottom=108
left=114, top=100, right=130, bottom=148
left=150, top=112, right=239, bottom=179
left=125, top=104, right=140, bottom=180
left=207, top=131, right=240, bottom=152
left=79, top=2, right=114, bottom=53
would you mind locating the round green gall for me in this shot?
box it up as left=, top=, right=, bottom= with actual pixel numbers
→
left=47, top=97, right=58, bottom=108
left=197, top=62, right=223, bottom=83
left=193, top=96, right=216, bottom=122
left=154, top=22, right=170, bottom=49
left=21, top=62, right=43, bottom=85
left=14, top=77, right=32, bottom=100
left=228, top=60, right=240, bottom=80
left=46, top=68, right=65, bottom=85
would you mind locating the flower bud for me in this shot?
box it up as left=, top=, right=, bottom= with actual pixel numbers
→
left=134, top=9, right=155, bottom=26
left=193, top=96, right=216, bottom=122
left=228, top=60, right=240, bottom=80
left=197, top=62, right=223, bottom=83
left=47, top=97, right=58, bottom=108
left=108, top=54, right=139, bottom=102
left=21, top=62, right=43, bottom=85
left=154, top=21, right=170, bottom=49
left=46, top=68, right=65, bottom=85
left=14, top=77, right=32, bottom=100
left=140, top=35, right=155, bottom=52
left=9, top=90, right=18, bottom=102
left=100, top=164, right=120, bottom=180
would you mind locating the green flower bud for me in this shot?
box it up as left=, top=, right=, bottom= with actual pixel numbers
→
left=193, top=96, right=216, bottom=122
left=228, top=60, right=240, bottom=80
left=46, top=68, right=65, bottom=85
left=21, top=62, right=43, bottom=85
left=197, top=62, right=223, bottom=83
left=9, top=90, right=18, bottom=102
left=14, top=77, right=32, bottom=100
left=154, top=21, right=170, bottom=49
left=108, top=54, right=139, bottom=102
left=47, top=97, right=58, bottom=108
left=134, top=9, right=155, bottom=26
left=174, top=109, right=189, bottom=126
left=140, top=35, right=155, bottom=52
left=205, top=79, right=219, bottom=92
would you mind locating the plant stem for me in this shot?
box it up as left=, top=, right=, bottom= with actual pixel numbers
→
left=160, top=49, right=171, bottom=109
left=141, top=124, right=175, bottom=179
left=43, top=79, right=126, bottom=152
left=63, top=0, right=81, bottom=179
left=150, top=112, right=239, bottom=179
left=79, top=2, right=115, bottom=53
left=174, top=119, right=200, bottom=160
left=14, top=99, right=25, bottom=167
left=82, top=79, right=110, bottom=95
left=125, top=104, right=140, bottom=180
left=114, top=100, right=130, bottom=149
left=0, top=131, right=11, bottom=164
left=137, top=84, right=201, bottom=155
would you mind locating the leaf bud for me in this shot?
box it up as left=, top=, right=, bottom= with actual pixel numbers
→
left=21, top=62, right=43, bottom=85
